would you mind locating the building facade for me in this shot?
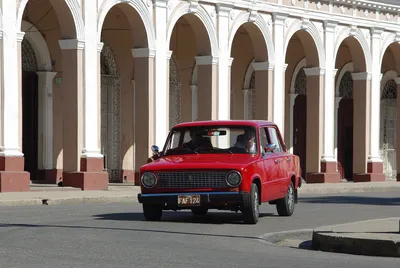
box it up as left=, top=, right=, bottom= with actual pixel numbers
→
left=0, top=0, right=399, bottom=192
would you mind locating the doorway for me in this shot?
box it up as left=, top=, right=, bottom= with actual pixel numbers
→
left=293, top=94, right=307, bottom=180
left=337, top=98, right=354, bottom=180
left=22, top=71, right=39, bottom=181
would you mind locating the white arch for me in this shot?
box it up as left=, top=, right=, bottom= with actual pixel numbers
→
left=379, top=34, right=400, bottom=67
left=21, top=21, right=52, bottom=71
left=166, top=3, right=219, bottom=57
left=335, top=62, right=354, bottom=96
left=381, top=70, right=398, bottom=96
left=333, top=27, right=372, bottom=73
left=97, top=0, right=156, bottom=49
left=228, top=12, right=275, bottom=64
left=17, top=0, right=84, bottom=40
left=283, top=20, right=325, bottom=68
left=243, top=59, right=255, bottom=89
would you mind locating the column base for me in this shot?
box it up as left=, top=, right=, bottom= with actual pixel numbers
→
left=63, top=171, right=109, bottom=190
left=0, top=171, right=31, bottom=192
left=305, top=161, right=341, bottom=183
left=353, top=162, right=385, bottom=182
left=0, top=156, right=30, bottom=192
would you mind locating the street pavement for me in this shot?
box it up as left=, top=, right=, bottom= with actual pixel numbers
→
left=0, top=190, right=399, bottom=267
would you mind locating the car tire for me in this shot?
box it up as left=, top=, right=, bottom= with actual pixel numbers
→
left=143, top=204, right=162, bottom=221
left=242, top=183, right=260, bottom=224
left=191, top=207, right=208, bottom=215
left=276, top=181, right=295, bottom=216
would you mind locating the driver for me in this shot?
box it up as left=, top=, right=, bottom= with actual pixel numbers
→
left=234, top=129, right=256, bottom=153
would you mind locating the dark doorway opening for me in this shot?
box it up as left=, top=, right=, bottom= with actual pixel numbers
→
left=22, top=71, right=39, bottom=181
left=337, top=98, right=353, bottom=181
left=293, top=94, right=307, bottom=180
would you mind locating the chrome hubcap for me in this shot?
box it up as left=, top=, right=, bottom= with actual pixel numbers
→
left=254, top=191, right=259, bottom=218
left=287, top=185, right=294, bottom=211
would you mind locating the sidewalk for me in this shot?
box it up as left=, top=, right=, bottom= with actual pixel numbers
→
left=312, top=218, right=400, bottom=257
left=0, top=180, right=399, bottom=206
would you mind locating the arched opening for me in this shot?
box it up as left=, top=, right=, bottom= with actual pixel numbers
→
left=169, top=13, right=212, bottom=124
left=100, top=2, right=150, bottom=184
left=21, top=39, right=39, bottom=180
left=285, top=29, right=320, bottom=181
left=100, top=42, right=121, bottom=182
left=230, top=22, right=269, bottom=120
left=380, top=79, right=397, bottom=180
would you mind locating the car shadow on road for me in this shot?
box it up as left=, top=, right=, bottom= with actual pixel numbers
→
left=93, top=211, right=276, bottom=225
left=299, top=196, right=400, bottom=206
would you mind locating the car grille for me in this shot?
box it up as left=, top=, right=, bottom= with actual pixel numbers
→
left=156, top=171, right=228, bottom=189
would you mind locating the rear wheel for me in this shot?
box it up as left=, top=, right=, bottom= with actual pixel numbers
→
left=143, top=204, right=162, bottom=221
left=276, top=181, right=295, bottom=216
left=242, top=183, right=259, bottom=224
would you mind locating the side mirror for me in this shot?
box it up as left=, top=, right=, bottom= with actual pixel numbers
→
left=264, top=143, right=277, bottom=153
left=151, top=145, right=160, bottom=155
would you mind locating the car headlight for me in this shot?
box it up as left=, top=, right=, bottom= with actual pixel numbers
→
left=226, top=171, right=242, bottom=187
left=141, top=172, right=157, bottom=188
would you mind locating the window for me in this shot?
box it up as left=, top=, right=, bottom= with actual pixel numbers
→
left=259, top=127, right=269, bottom=152
left=268, top=127, right=284, bottom=153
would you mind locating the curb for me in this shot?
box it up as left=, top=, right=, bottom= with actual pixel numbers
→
left=298, top=183, right=400, bottom=195
left=0, top=195, right=138, bottom=206
left=259, top=229, right=314, bottom=249
left=312, top=218, right=400, bottom=258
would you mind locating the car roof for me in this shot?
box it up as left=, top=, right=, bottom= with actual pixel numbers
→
left=172, top=120, right=277, bottom=128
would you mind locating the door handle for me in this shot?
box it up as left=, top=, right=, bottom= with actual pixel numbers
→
left=275, top=159, right=280, bottom=163
left=287, top=158, right=291, bottom=162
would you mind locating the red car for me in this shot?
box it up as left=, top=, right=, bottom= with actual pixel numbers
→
left=137, top=120, right=302, bottom=224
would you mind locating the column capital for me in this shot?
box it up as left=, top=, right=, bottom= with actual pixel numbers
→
left=272, top=12, right=288, bottom=25
left=59, top=39, right=85, bottom=50
left=324, top=20, right=338, bottom=32
left=216, top=3, right=234, bottom=16
left=370, top=27, right=385, bottom=39
left=228, top=57, right=234, bottom=67
left=304, top=67, right=325, bottom=76
left=252, top=61, right=274, bottom=71
left=131, top=48, right=156, bottom=58
left=282, top=64, right=288, bottom=72
left=190, top=84, right=198, bottom=91
left=333, top=68, right=338, bottom=77
left=351, top=72, right=372, bottom=81
left=97, top=42, right=104, bottom=52
left=166, top=50, right=173, bottom=60
left=17, top=32, right=25, bottom=42
left=195, top=55, right=218, bottom=65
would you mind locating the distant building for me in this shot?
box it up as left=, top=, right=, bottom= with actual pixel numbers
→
left=1, top=0, right=399, bottom=192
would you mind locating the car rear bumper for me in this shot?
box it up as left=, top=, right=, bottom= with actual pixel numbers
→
left=137, top=191, right=249, bottom=208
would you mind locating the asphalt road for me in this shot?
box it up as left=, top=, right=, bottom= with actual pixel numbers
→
left=0, top=190, right=399, bottom=267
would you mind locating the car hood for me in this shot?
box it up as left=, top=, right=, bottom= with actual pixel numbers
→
left=142, top=154, right=259, bottom=171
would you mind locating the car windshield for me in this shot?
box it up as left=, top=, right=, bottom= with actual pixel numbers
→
left=162, top=125, right=258, bottom=155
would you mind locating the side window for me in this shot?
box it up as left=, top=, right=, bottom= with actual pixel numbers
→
left=259, top=127, right=269, bottom=152
left=268, top=127, right=283, bottom=153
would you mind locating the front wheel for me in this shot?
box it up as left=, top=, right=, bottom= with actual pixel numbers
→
left=242, top=183, right=260, bottom=224
left=276, top=181, right=295, bottom=216
left=143, top=204, right=162, bottom=221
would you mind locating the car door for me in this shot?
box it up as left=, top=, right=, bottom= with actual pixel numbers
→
left=259, top=127, right=281, bottom=200
left=266, top=126, right=288, bottom=195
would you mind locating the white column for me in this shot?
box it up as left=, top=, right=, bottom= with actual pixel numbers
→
left=154, top=0, right=169, bottom=147
left=190, top=85, right=198, bottom=121
left=289, top=93, right=298, bottom=153
left=272, top=13, right=288, bottom=134
left=0, top=1, right=22, bottom=156
left=369, top=27, right=385, bottom=163
left=334, top=96, right=342, bottom=164
left=216, top=3, right=232, bottom=120
left=81, top=0, right=102, bottom=159
left=243, top=89, right=250, bottom=119
left=37, top=71, right=57, bottom=169
left=321, top=20, right=338, bottom=163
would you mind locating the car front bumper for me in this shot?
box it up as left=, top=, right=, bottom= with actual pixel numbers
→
left=137, top=191, right=249, bottom=208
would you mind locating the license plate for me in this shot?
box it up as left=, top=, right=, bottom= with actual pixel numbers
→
left=177, top=195, right=201, bottom=206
